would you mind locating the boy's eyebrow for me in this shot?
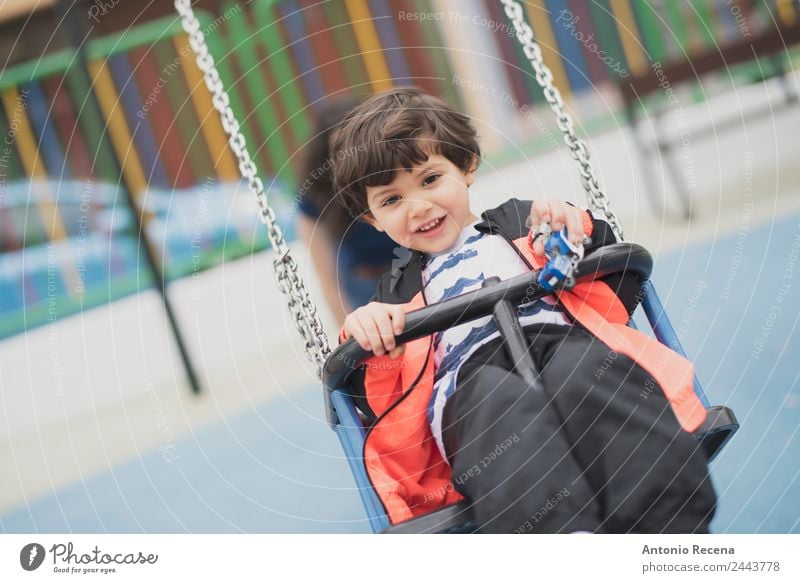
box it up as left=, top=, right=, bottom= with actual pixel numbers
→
left=370, top=162, right=444, bottom=199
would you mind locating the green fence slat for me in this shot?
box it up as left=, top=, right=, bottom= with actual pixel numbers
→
left=252, top=0, right=312, bottom=147
left=755, top=0, right=774, bottom=30
left=86, top=15, right=186, bottom=60
left=229, top=1, right=295, bottom=186
left=664, top=0, right=691, bottom=56
left=587, top=0, right=630, bottom=78
left=632, top=1, right=668, bottom=63
left=0, top=50, right=75, bottom=90
left=694, top=0, right=719, bottom=50
left=64, top=61, right=121, bottom=182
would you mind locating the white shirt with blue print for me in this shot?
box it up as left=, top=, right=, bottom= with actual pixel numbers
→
left=422, top=220, right=571, bottom=460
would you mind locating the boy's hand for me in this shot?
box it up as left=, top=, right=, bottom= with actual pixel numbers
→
left=528, top=200, right=586, bottom=257
left=343, top=302, right=406, bottom=358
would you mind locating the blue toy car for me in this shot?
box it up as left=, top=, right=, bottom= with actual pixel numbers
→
left=537, top=227, right=585, bottom=292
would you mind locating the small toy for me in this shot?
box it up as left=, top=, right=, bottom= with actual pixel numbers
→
left=536, top=225, right=586, bottom=292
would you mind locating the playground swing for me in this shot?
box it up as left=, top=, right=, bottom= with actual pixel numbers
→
left=173, top=0, right=740, bottom=534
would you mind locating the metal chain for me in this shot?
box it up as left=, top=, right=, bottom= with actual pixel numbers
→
left=501, top=0, right=625, bottom=241
left=173, top=0, right=331, bottom=374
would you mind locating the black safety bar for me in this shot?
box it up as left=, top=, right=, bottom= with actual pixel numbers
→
left=322, top=242, right=653, bottom=409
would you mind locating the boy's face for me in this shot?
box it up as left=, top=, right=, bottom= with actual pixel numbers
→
left=363, top=154, right=477, bottom=254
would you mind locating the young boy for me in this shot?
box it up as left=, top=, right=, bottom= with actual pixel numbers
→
left=331, top=87, right=716, bottom=533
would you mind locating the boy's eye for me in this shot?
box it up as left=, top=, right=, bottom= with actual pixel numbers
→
left=381, top=195, right=400, bottom=207
left=422, top=173, right=441, bottom=186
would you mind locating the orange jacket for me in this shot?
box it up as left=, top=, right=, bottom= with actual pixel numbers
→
left=341, top=200, right=707, bottom=525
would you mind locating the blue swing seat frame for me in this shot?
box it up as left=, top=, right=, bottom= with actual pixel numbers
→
left=322, top=243, right=739, bottom=533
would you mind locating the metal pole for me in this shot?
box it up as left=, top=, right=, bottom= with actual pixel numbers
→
left=56, top=0, right=202, bottom=394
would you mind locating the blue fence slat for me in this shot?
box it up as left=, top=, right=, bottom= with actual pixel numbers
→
left=279, top=0, right=327, bottom=108
left=107, top=53, right=170, bottom=189
left=547, top=0, right=591, bottom=92
left=371, top=0, right=413, bottom=82
left=23, top=80, right=70, bottom=179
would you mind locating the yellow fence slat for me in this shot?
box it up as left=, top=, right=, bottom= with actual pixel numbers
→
left=777, top=0, right=797, bottom=26
left=609, top=0, right=648, bottom=76
left=174, top=34, right=239, bottom=182
left=1, top=86, right=68, bottom=241
left=344, top=0, right=393, bottom=93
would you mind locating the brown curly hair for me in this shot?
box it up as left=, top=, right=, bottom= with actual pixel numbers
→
left=330, top=87, right=481, bottom=219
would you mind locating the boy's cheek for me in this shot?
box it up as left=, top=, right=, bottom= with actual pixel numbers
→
left=361, top=213, right=381, bottom=230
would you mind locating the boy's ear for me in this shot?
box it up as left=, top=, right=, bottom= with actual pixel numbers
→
left=361, top=211, right=384, bottom=232
left=465, top=155, right=479, bottom=186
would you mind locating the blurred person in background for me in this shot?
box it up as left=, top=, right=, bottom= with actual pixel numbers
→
left=296, top=97, right=397, bottom=326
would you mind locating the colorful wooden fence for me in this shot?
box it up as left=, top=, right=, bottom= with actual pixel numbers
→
left=0, top=48, right=142, bottom=339
left=0, top=11, right=279, bottom=341
left=1, top=0, right=796, bottom=340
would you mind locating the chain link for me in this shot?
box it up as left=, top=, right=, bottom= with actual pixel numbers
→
left=174, top=0, right=331, bottom=375
left=501, top=0, right=625, bottom=241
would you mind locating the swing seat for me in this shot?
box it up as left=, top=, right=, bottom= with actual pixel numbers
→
left=322, top=243, right=739, bottom=534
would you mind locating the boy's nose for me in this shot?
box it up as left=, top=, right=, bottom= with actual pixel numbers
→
left=409, top=198, right=433, bottom=217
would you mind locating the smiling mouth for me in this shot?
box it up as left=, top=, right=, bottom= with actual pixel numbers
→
left=416, top=216, right=445, bottom=232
